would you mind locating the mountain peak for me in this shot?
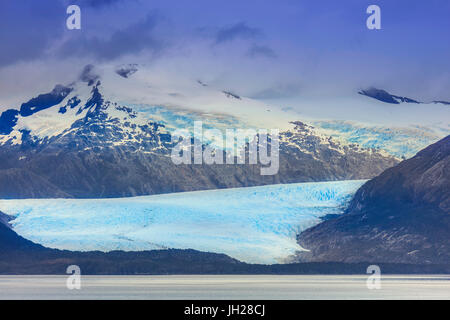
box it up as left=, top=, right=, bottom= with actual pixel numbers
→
left=358, top=87, right=420, bottom=104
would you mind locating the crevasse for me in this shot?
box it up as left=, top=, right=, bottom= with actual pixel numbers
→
left=0, top=180, right=365, bottom=264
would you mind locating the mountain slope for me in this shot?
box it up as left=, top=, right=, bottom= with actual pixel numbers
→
left=296, top=135, right=450, bottom=264
left=0, top=68, right=398, bottom=198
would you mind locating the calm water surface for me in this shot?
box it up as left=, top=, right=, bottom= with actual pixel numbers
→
left=0, top=275, right=449, bottom=300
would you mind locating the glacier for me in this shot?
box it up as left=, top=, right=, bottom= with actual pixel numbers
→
left=0, top=180, right=365, bottom=264
left=311, top=120, right=449, bottom=158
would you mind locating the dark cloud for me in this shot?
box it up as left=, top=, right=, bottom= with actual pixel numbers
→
left=115, top=64, right=139, bottom=78
left=0, top=1, right=162, bottom=66
left=58, top=13, right=164, bottom=61
left=247, top=44, right=277, bottom=59
left=0, top=0, right=66, bottom=67
left=214, top=22, right=262, bottom=44
left=79, top=64, right=100, bottom=85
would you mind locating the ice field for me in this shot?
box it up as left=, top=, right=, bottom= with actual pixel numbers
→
left=0, top=180, right=365, bottom=264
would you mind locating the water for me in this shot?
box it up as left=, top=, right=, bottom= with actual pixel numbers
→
left=0, top=275, right=449, bottom=300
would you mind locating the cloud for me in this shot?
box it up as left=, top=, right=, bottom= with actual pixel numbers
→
left=0, top=0, right=66, bottom=67
left=0, top=2, right=163, bottom=67
left=251, top=83, right=302, bottom=100
left=79, top=64, right=100, bottom=85
left=247, top=44, right=277, bottom=59
left=58, top=13, right=165, bottom=61
left=1, top=1, right=448, bottom=103
left=214, top=22, right=262, bottom=44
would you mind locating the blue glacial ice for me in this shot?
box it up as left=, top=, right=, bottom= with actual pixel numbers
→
left=0, top=180, right=365, bottom=264
left=312, top=120, right=449, bottom=158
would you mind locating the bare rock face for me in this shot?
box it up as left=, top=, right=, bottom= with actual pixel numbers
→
left=297, top=135, right=450, bottom=264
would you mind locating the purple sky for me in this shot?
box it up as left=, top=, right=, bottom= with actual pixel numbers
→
left=0, top=0, right=449, bottom=101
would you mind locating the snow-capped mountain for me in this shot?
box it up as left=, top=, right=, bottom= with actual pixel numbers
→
left=263, top=85, right=450, bottom=158
left=0, top=65, right=398, bottom=198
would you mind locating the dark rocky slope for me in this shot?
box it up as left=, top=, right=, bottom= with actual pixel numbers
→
left=297, top=135, right=450, bottom=264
